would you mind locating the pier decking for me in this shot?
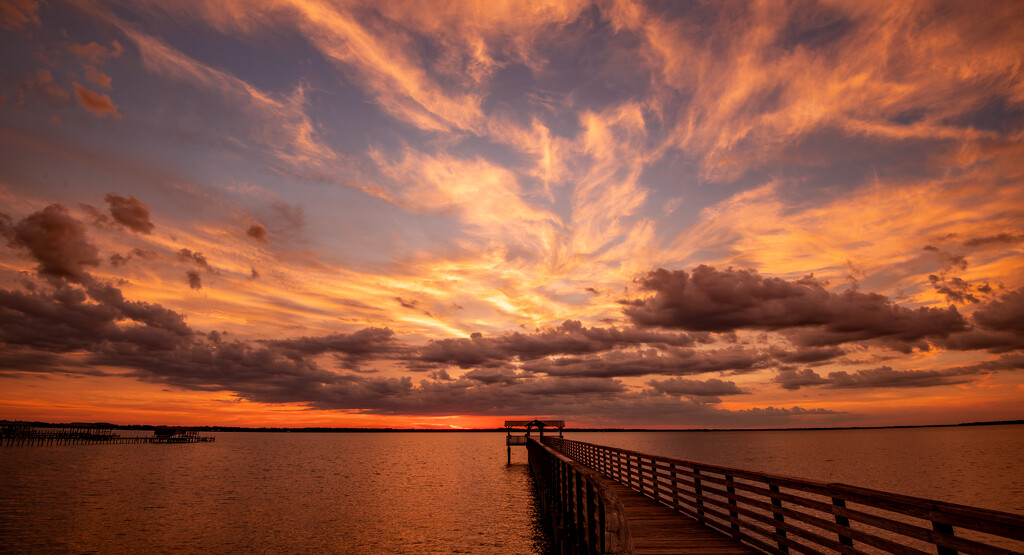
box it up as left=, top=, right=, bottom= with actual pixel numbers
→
left=605, top=480, right=756, bottom=554
left=529, top=436, right=1024, bottom=555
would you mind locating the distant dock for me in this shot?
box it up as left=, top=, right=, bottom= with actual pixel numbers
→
left=1, top=422, right=215, bottom=446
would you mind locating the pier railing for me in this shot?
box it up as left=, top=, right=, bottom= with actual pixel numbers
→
left=545, top=437, right=1024, bottom=555
left=528, top=437, right=634, bottom=554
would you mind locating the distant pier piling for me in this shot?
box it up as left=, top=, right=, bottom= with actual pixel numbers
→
left=1, top=422, right=215, bottom=446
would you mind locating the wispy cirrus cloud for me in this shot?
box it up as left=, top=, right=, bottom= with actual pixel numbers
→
left=607, top=0, right=1024, bottom=181
left=93, top=13, right=334, bottom=166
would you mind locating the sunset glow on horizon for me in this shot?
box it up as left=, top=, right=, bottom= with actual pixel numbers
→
left=1, top=0, right=1022, bottom=429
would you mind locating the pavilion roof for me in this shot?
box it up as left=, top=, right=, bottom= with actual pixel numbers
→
left=504, top=419, right=565, bottom=429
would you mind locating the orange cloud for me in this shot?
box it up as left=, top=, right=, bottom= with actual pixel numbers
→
left=0, top=0, right=39, bottom=30
left=607, top=0, right=1024, bottom=181
left=669, top=176, right=1024, bottom=314
left=18, top=69, right=70, bottom=103
left=68, top=40, right=123, bottom=64
left=83, top=65, right=111, bottom=88
left=73, top=82, right=121, bottom=118
left=131, top=0, right=586, bottom=136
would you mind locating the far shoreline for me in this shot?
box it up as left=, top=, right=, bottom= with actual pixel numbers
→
left=4, top=418, right=1021, bottom=434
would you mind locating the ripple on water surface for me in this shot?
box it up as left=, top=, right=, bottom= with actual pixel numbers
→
left=0, top=432, right=553, bottom=554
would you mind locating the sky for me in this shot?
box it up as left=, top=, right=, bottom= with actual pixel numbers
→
left=0, top=0, right=1022, bottom=429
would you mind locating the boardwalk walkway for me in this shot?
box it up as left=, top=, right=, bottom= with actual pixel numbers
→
left=602, top=479, right=755, bottom=554
left=528, top=436, right=756, bottom=554
left=539, top=436, right=1024, bottom=555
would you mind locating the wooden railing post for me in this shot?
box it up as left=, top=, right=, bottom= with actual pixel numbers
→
left=670, top=463, right=681, bottom=513
left=575, top=470, right=584, bottom=552
left=586, top=480, right=597, bottom=554
left=769, top=483, right=789, bottom=553
left=932, top=521, right=958, bottom=555
left=565, top=460, right=573, bottom=544
left=615, top=450, right=623, bottom=483
left=832, top=497, right=854, bottom=548
left=726, top=474, right=740, bottom=538
left=694, top=467, right=705, bottom=517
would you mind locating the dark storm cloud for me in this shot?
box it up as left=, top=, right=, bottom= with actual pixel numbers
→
left=0, top=276, right=855, bottom=425
left=521, top=346, right=769, bottom=379
left=264, top=327, right=397, bottom=356
left=2, top=246, right=1017, bottom=420
left=0, top=347, right=88, bottom=376
left=769, top=345, right=845, bottom=364
left=305, top=375, right=630, bottom=416
left=922, top=245, right=967, bottom=271
left=428, top=368, right=452, bottom=381
left=0, top=277, right=407, bottom=405
left=773, top=368, right=830, bottom=391
left=941, top=287, right=1024, bottom=353
left=790, top=306, right=965, bottom=352
left=462, top=367, right=521, bottom=385
left=417, top=320, right=704, bottom=368
left=177, top=248, right=209, bottom=268
left=647, top=377, right=745, bottom=397
left=246, top=222, right=269, bottom=243
left=109, top=248, right=157, bottom=267
left=826, top=366, right=977, bottom=389
left=972, top=287, right=1024, bottom=333
left=262, top=327, right=400, bottom=370
left=0, top=282, right=192, bottom=361
left=0, top=213, right=12, bottom=239
left=773, top=364, right=995, bottom=391
left=0, top=288, right=646, bottom=415
left=940, top=329, right=1024, bottom=353
left=394, top=296, right=432, bottom=316
left=86, top=282, right=191, bottom=335
left=6, top=204, right=100, bottom=282
left=963, top=233, right=1024, bottom=248
left=0, top=287, right=120, bottom=354
left=186, top=271, right=202, bottom=289
left=929, top=274, right=981, bottom=304
left=80, top=204, right=116, bottom=229
left=517, top=377, right=626, bottom=396
left=104, top=193, right=154, bottom=234
left=89, top=338, right=346, bottom=401
left=624, top=266, right=967, bottom=349
left=734, top=406, right=839, bottom=417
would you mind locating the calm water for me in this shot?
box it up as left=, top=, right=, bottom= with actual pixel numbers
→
left=1, top=425, right=1022, bottom=553
left=567, top=424, right=1024, bottom=514
left=0, top=433, right=550, bottom=554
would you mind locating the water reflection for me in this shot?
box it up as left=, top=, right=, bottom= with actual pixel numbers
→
left=0, top=432, right=553, bottom=554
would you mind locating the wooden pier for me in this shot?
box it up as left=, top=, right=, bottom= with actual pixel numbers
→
left=506, top=419, right=564, bottom=464
left=529, top=436, right=1024, bottom=554
left=1, top=422, right=215, bottom=446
